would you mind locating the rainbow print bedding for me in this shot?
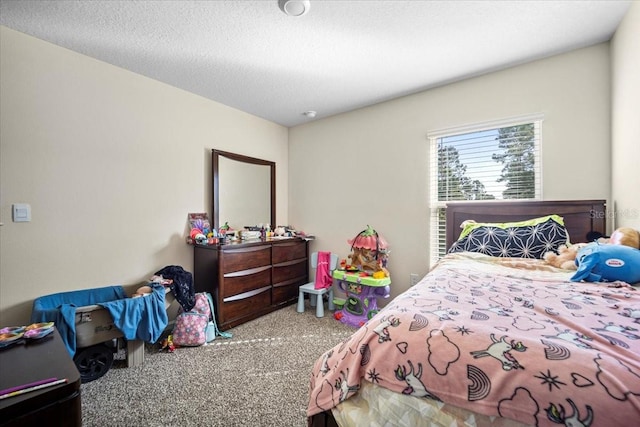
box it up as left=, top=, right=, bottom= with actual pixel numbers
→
left=307, top=252, right=640, bottom=426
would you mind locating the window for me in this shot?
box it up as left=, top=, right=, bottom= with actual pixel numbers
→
left=428, top=114, right=543, bottom=264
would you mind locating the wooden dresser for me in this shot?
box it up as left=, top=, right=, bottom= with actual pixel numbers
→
left=193, top=238, right=309, bottom=330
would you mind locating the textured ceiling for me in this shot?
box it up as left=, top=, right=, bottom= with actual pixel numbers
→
left=0, top=0, right=632, bottom=127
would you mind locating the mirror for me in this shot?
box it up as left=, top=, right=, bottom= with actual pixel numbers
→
left=212, top=149, right=276, bottom=230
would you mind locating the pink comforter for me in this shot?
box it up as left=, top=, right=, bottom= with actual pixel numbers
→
left=308, top=253, right=640, bottom=426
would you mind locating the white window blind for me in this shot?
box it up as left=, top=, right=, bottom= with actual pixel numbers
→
left=428, top=114, right=543, bottom=264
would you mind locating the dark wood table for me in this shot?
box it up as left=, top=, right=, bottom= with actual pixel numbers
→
left=0, top=328, right=81, bottom=426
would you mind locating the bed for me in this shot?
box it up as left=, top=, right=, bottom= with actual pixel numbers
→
left=307, top=200, right=640, bottom=427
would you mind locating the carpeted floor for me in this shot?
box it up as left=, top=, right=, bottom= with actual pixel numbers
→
left=80, top=301, right=353, bottom=426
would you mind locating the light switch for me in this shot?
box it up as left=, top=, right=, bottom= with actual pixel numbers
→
left=12, top=203, right=31, bottom=222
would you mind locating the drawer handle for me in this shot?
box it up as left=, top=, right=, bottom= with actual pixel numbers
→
left=273, top=258, right=305, bottom=268
left=223, top=285, right=271, bottom=303
left=224, top=265, right=271, bottom=278
left=273, top=275, right=307, bottom=287
left=224, top=246, right=270, bottom=254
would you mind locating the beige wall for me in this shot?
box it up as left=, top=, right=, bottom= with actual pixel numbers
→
left=289, top=43, right=612, bottom=301
left=0, top=27, right=288, bottom=325
left=611, top=1, right=640, bottom=230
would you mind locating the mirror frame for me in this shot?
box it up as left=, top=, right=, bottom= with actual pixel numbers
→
left=212, top=149, right=276, bottom=230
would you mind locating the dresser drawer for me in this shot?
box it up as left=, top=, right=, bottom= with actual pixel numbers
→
left=222, top=266, right=271, bottom=298
left=272, top=240, right=307, bottom=264
left=272, top=258, right=308, bottom=305
left=272, top=282, right=301, bottom=305
left=221, top=285, right=272, bottom=323
left=272, top=258, right=307, bottom=285
left=221, top=245, right=271, bottom=273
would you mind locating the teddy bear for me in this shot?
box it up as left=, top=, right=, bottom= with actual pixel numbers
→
left=543, top=243, right=586, bottom=270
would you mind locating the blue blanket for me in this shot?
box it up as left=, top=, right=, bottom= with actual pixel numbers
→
left=31, top=285, right=127, bottom=357
left=31, top=284, right=168, bottom=358
left=98, top=283, right=168, bottom=344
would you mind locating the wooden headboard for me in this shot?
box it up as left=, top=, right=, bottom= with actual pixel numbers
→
left=445, top=200, right=607, bottom=250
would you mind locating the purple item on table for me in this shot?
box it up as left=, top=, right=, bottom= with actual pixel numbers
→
left=0, top=377, right=58, bottom=396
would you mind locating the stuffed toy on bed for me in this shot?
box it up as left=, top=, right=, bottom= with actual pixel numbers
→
left=571, top=242, right=640, bottom=284
left=543, top=243, right=587, bottom=270
left=608, top=226, right=640, bottom=248
left=545, top=227, right=640, bottom=271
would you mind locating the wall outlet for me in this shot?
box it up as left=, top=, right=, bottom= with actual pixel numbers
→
left=410, top=273, right=420, bottom=286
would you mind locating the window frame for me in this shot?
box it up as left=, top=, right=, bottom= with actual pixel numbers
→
left=427, top=113, right=544, bottom=265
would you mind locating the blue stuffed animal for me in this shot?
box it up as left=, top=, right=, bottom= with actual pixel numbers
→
left=571, top=242, right=640, bottom=284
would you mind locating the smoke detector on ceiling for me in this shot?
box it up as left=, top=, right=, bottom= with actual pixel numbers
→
left=279, top=0, right=310, bottom=17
